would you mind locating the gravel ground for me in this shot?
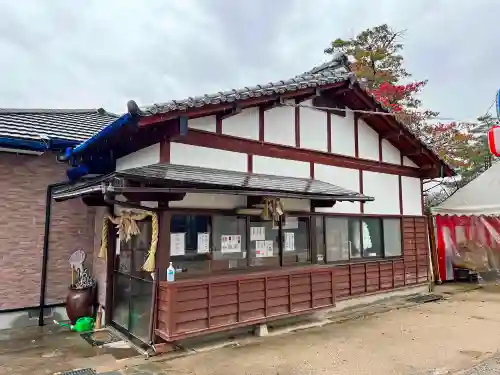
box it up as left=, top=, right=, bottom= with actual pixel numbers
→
left=127, top=286, right=500, bottom=375
left=5, top=284, right=500, bottom=375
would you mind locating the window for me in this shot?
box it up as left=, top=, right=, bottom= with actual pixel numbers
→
left=362, top=218, right=383, bottom=258
left=324, top=217, right=402, bottom=262
left=212, top=215, right=247, bottom=271
left=281, top=216, right=310, bottom=266
left=170, top=215, right=212, bottom=277
left=249, top=218, right=280, bottom=267
left=169, top=214, right=248, bottom=277
left=325, top=217, right=349, bottom=262
left=383, top=219, right=402, bottom=256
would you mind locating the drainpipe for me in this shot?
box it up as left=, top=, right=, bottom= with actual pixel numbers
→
left=38, top=182, right=70, bottom=326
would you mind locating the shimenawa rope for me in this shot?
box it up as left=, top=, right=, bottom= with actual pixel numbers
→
left=99, top=210, right=159, bottom=272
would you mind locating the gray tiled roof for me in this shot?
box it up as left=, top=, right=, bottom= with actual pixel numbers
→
left=117, top=163, right=373, bottom=201
left=0, top=108, right=118, bottom=143
left=140, top=53, right=353, bottom=116
left=134, top=51, right=451, bottom=173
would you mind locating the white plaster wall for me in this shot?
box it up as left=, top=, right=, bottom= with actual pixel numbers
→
left=264, top=101, right=295, bottom=146
left=382, top=140, right=401, bottom=165
left=357, top=118, right=379, bottom=161
left=115, top=143, right=160, bottom=171
left=253, top=156, right=310, bottom=178
left=363, top=172, right=400, bottom=215
left=222, top=107, right=259, bottom=140
left=314, top=164, right=361, bottom=214
left=189, top=115, right=216, bottom=132
left=299, top=99, right=328, bottom=152
left=170, top=143, right=247, bottom=172
left=169, top=193, right=246, bottom=209
left=331, top=111, right=355, bottom=157
left=402, top=176, right=422, bottom=215
left=403, top=156, right=419, bottom=168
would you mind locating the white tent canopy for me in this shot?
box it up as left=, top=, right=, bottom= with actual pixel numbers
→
left=433, top=162, right=500, bottom=216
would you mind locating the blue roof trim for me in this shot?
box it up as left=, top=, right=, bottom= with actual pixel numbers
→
left=67, top=113, right=134, bottom=159
left=0, top=137, right=77, bottom=152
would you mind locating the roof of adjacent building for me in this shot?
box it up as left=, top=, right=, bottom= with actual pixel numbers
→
left=140, top=52, right=353, bottom=115
left=0, top=108, right=117, bottom=144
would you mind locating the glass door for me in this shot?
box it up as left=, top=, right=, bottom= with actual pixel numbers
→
left=111, top=219, right=154, bottom=344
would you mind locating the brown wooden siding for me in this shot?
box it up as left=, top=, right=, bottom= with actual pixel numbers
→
left=333, top=259, right=406, bottom=298
left=156, top=266, right=335, bottom=341
left=155, top=217, right=430, bottom=342
left=403, top=217, right=429, bottom=285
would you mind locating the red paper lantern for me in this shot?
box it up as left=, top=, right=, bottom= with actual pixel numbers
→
left=488, top=125, right=500, bottom=156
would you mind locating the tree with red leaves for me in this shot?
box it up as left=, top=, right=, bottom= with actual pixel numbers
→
left=325, top=24, right=474, bottom=168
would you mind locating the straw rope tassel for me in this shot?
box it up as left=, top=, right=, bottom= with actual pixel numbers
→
left=99, top=216, right=109, bottom=259
left=142, top=212, right=158, bottom=272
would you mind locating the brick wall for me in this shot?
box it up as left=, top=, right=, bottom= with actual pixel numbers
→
left=0, top=152, right=94, bottom=310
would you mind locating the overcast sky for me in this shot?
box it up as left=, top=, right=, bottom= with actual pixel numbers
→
left=0, top=0, right=497, bottom=122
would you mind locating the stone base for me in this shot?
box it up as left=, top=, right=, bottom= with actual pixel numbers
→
left=253, top=323, right=268, bottom=337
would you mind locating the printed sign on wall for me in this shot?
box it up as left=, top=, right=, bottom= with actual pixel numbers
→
left=221, top=235, right=242, bottom=253
left=170, top=233, right=186, bottom=256
left=197, top=233, right=210, bottom=253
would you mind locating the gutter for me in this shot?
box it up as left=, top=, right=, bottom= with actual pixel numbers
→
left=38, top=181, right=73, bottom=326
left=0, top=136, right=78, bottom=153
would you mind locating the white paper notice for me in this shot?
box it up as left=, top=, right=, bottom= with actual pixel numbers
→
left=197, top=232, right=210, bottom=254
left=255, top=240, right=266, bottom=257
left=221, top=235, right=241, bottom=253
left=250, top=226, right=266, bottom=241
left=264, top=240, right=274, bottom=257
left=170, top=233, right=186, bottom=256
left=284, top=232, right=295, bottom=252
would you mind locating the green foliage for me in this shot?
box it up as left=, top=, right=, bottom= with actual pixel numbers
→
left=324, top=23, right=481, bottom=171
left=325, top=24, right=409, bottom=90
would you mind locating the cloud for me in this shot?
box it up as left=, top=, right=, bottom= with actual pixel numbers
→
left=0, top=0, right=498, bottom=121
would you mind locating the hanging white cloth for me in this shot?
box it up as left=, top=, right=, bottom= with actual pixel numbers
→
left=362, top=221, right=372, bottom=250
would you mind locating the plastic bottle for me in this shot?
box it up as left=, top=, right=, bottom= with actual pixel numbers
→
left=166, top=262, right=175, bottom=282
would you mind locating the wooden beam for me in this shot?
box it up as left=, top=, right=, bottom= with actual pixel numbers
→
left=219, top=106, right=243, bottom=120
left=312, top=95, right=346, bottom=118
left=171, top=129, right=424, bottom=177
left=122, top=192, right=186, bottom=202
left=380, top=130, right=404, bottom=140
left=260, top=99, right=283, bottom=112
left=82, top=195, right=107, bottom=206
left=311, top=200, right=336, bottom=209
left=402, top=148, right=424, bottom=157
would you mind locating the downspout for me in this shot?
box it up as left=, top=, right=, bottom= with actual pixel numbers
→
left=38, top=182, right=70, bottom=326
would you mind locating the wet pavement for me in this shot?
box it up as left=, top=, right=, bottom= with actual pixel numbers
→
left=0, top=324, right=140, bottom=375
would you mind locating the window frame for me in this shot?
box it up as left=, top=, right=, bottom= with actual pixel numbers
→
left=322, top=215, right=403, bottom=264
left=166, top=211, right=314, bottom=275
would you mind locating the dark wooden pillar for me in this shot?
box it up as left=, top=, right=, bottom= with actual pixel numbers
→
left=156, top=210, right=172, bottom=281
left=105, top=207, right=116, bottom=325
left=152, top=209, right=171, bottom=345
